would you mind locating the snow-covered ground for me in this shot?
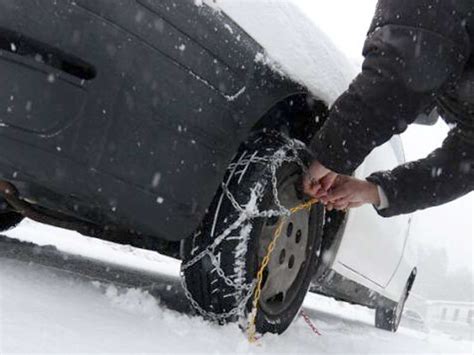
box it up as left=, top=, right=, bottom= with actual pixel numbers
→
left=1, top=220, right=472, bottom=354
left=0, top=1, right=472, bottom=354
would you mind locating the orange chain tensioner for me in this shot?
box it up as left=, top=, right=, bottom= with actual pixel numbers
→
left=247, top=198, right=319, bottom=343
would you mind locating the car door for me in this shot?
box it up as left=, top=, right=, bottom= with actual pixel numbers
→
left=334, top=136, right=411, bottom=288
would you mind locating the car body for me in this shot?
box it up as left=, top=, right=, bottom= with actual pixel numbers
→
left=0, top=0, right=417, bottom=331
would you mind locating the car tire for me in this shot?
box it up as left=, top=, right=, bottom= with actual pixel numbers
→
left=0, top=212, right=24, bottom=232
left=182, top=132, right=324, bottom=335
left=375, top=282, right=410, bottom=332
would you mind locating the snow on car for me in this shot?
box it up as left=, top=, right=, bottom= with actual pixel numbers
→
left=0, top=0, right=418, bottom=340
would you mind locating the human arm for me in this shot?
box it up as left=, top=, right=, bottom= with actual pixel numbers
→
left=309, top=0, right=470, bottom=176
left=323, top=128, right=473, bottom=216
left=365, top=129, right=474, bottom=217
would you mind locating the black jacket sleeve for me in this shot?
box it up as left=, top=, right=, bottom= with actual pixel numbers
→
left=310, top=0, right=471, bottom=175
left=366, top=128, right=474, bottom=217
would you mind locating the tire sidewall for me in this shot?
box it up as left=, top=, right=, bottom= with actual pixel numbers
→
left=182, top=133, right=325, bottom=334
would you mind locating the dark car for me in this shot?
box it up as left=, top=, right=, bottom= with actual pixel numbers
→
left=0, top=0, right=416, bottom=335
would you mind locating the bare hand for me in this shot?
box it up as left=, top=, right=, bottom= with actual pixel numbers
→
left=303, top=160, right=338, bottom=199
left=321, top=175, right=381, bottom=211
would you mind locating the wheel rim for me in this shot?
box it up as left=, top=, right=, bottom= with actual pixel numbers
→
left=258, top=173, right=312, bottom=316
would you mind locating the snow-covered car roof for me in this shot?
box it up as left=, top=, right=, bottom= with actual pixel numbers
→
left=203, top=0, right=357, bottom=105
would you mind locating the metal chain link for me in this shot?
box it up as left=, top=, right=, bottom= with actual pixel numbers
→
left=180, top=135, right=312, bottom=327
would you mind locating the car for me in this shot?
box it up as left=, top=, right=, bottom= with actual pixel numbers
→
left=400, top=309, right=428, bottom=332
left=0, top=0, right=418, bottom=335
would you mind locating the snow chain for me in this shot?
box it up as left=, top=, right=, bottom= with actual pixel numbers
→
left=180, top=135, right=317, bottom=341
left=247, top=198, right=318, bottom=343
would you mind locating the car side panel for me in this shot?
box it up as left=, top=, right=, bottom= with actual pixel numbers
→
left=329, top=136, right=414, bottom=300
left=0, top=0, right=305, bottom=241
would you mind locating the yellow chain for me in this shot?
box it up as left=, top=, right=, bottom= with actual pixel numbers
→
left=247, top=198, right=318, bottom=343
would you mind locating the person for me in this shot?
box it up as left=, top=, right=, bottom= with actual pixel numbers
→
left=303, top=0, right=474, bottom=217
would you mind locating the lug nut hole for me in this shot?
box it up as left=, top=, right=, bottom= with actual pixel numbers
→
left=296, top=230, right=302, bottom=243
left=279, top=249, right=286, bottom=264
left=286, top=222, right=294, bottom=237
left=288, top=255, right=295, bottom=269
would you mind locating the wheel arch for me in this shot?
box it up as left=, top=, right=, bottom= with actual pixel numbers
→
left=245, top=91, right=349, bottom=280
left=407, top=267, right=418, bottom=293
left=249, top=93, right=330, bottom=145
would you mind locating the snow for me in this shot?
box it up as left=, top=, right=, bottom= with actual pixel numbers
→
left=157, top=196, right=165, bottom=204
left=0, top=2, right=472, bottom=353
left=5, top=220, right=180, bottom=277
left=225, top=85, right=247, bottom=102
left=1, top=221, right=472, bottom=354
left=210, top=0, right=356, bottom=105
